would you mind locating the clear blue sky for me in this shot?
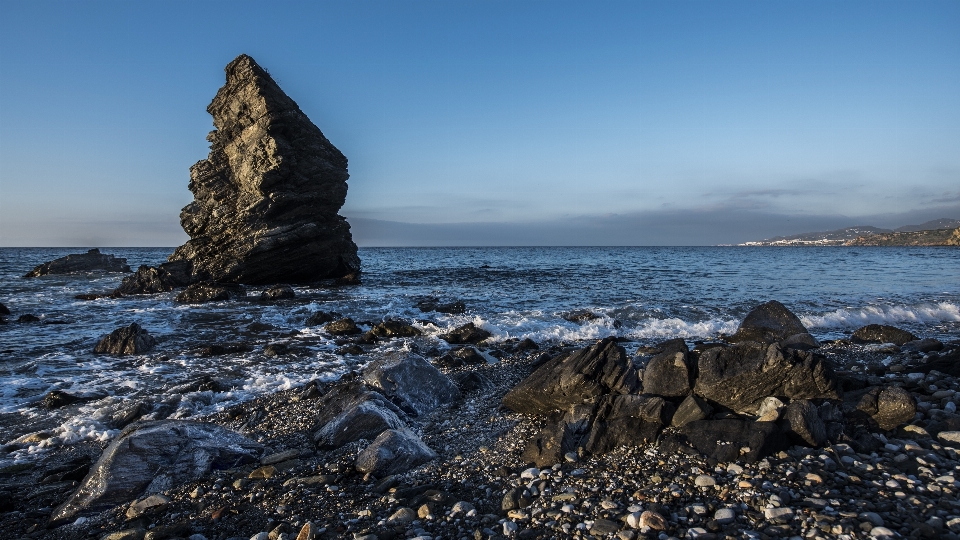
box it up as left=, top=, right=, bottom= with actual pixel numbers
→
left=1, top=0, right=958, bottom=246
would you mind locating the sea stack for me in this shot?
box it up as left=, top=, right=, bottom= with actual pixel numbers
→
left=168, top=54, right=360, bottom=284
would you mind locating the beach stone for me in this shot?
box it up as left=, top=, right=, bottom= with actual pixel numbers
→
left=452, top=370, right=495, bottom=392
left=590, top=519, right=621, bottom=535
left=100, top=529, right=146, bottom=540
left=583, top=394, right=672, bottom=454
left=695, top=475, right=716, bottom=487
left=858, top=386, right=917, bottom=430
left=355, top=428, right=437, bottom=477
left=366, top=319, right=422, bottom=339
left=439, top=322, right=491, bottom=344
left=503, top=337, right=640, bottom=415
left=50, top=420, right=262, bottom=524
left=677, top=419, right=786, bottom=463
left=937, top=431, right=960, bottom=446
left=324, top=317, right=361, bottom=335
left=852, top=324, right=919, bottom=346
left=869, top=526, right=897, bottom=538
left=756, top=396, right=785, bottom=421
left=259, top=285, right=295, bottom=300
left=694, top=341, right=839, bottom=414
left=167, top=54, right=359, bottom=284
left=125, top=494, right=170, bottom=519
left=115, top=260, right=196, bottom=295
left=763, top=507, right=794, bottom=523
left=781, top=399, right=827, bottom=446
left=362, top=352, right=460, bottom=416
left=726, top=300, right=809, bottom=344
left=25, top=248, right=131, bottom=277
left=312, top=382, right=406, bottom=448
left=295, top=522, right=316, bottom=540
left=672, top=395, right=714, bottom=427
left=643, top=350, right=694, bottom=397
left=93, top=323, right=157, bottom=355
left=175, top=281, right=246, bottom=303
left=714, top=508, right=736, bottom=525
left=638, top=510, right=667, bottom=530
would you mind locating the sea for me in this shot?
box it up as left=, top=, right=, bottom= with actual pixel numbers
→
left=1, top=246, right=959, bottom=466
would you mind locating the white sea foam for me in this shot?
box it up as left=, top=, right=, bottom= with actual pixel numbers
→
left=802, top=302, right=960, bottom=329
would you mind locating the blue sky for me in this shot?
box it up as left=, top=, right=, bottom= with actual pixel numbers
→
left=1, top=0, right=958, bottom=246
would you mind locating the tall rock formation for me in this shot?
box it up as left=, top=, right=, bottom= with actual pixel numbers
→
left=168, top=54, right=360, bottom=284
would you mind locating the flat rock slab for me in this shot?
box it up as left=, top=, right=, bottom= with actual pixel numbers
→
left=51, top=420, right=261, bottom=524
left=24, top=249, right=131, bottom=277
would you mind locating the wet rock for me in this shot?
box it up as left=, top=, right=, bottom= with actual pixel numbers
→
left=195, top=343, right=253, bottom=357
left=305, top=310, right=342, bottom=327
left=50, top=420, right=261, bottom=524
left=355, top=428, right=437, bottom=477
left=416, top=298, right=466, bottom=314
left=114, top=260, right=196, bottom=295
left=452, top=346, right=487, bottom=364
left=365, top=320, right=422, bottom=339
left=335, top=344, right=363, bottom=355
left=671, top=395, right=714, bottom=427
left=111, top=402, right=149, bottom=429
left=0, top=302, right=8, bottom=315
left=167, top=54, right=360, bottom=284
left=175, top=281, right=245, bottom=303
left=727, top=300, right=810, bottom=344
left=782, top=332, right=821, bottom=350
left=167, top=375, right=230, bottom=393
left=781, top=399, right=827, bottom=446
left=901, top=338, right=944, bottom=353
left=858, top=386, right=917, bottom=431
left=125, top=493, right=170, bottom=519
left=452, top=371, right=495, bottom=392
left=642, top=350, right=694, bottom=397
left=362, top=353, right=460, bottom=416
left=851, top=324, right=919, bottom=346
left=502, top=337, right=640, bottom=415
left=263, top=342, right=293, bottom=356
left=676, top=419, right=786, bottom=463
left=324, top=317, right=361, bottom=335
left=259, top=285, right=295, bottom=301
left=562, top=309, right=602, bottom=323
left=439, top=322, right=491, bottom=344
left=694, top=342, right=839, bottom=414
left=17, top=314, right=40, bottom=323
left=24, top=248, right=131, bottom=277
left=93, top=323, right=157, bottom=355
left=583, top=394, right=673, bottom=454
left=39, top=390, right=82, bottom=409
left=313, top=384, right=406, bottom=449
left=516, top=338, right=539, bottom=351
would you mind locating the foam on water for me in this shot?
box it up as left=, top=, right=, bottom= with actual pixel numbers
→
left=802, top=301, right=960, bottom=329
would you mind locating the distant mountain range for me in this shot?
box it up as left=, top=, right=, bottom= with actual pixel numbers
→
left=740, top=218, right=960, bottom=246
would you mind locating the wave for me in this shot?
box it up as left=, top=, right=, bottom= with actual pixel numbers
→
left=801, top=302, right=960, bottom=329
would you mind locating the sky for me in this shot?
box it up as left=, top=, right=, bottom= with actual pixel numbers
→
left=1, top=0, right=958, bottom=246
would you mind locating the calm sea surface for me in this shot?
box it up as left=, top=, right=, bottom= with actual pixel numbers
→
left=1, top=246, right=958, bottom=463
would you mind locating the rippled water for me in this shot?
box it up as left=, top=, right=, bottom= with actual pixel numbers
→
left=1, top=246, right=958, bottom=463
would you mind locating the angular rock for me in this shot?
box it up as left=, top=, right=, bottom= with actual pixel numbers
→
left=93, top=323, right=157, bottom=355
left=175, top=281, right=245, bottom=303
left=324, top=317, right=361, bottom=335
left=167, top=54, right=360, bottom=284
left=562, top=309, right=602, bottom=323
left=0, top=302, right=8, bottom=315
left=858, top=386, right=917, bottom=431
left=39, top=390, right=82, bottom=409
left=781, top=332, right=820, bottom=350
left=24, top=248, right=131, bottom=277
left=114, top=260, right=197, bottom=295
left=363, top=353, right=460, bottom=416
left=452, top=371, right=495, bottom=392
left=416, top=298, right=466, bottom=314
left=642, top=350, right=693, bottom=397
left=851, top=324, right=919, bottom=346
left=781, top=399, right=826, bottom=446
left=694, top=342, right=839, bottom=414
left=366, top=320, right=422, bottom=339
left=50, top=420, right=261, bottom=524
left=671, top=395, right=714, bottom=427
left=502, top=337, right=641, bottom=415
left=521, top=404, right=595, bottom=468
left=901, top=338, right=943, bottom=353
left=305, top=310, right=342, bottom=327
left=583, top=394, right=673, bottom=455
left=313, top=383, right=406, bottom=449
left=355, top=428, right=437, bottom=477
left=756, top=396, right=785, bottom=422
left=259, top=285, right=295, bottom=300
left=727, top=300, right=809, bottom=344
left=439, top=322, right=491, bottom=344
left=679, top=419, right=786, bottom=463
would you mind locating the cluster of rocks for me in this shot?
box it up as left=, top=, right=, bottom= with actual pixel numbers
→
left=23, top=249, right=131, bottom=278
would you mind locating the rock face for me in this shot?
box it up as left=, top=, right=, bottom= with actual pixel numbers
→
left=114, top=261, right=196, bottom=295
left=24, top=249, right=131, bottom=277
left=727, top=300, right=811, bottom=344
left=167, top=54, right=360, bottom=284
left=50, top=421, right=261, bottom=524
left=354, top=428, right=438, bottom=477
left=851, top=324, right=919, bottom=346
left=93, top=323, right=157, bottom=355
left=362, top=353, right=461, bottom=416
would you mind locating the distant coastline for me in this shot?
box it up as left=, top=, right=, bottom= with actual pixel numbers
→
left=739, top=217, right=960, bottom=246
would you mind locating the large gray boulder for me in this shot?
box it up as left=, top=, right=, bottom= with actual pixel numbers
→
left=355, top=428, right=437, bottom=477
left=167, top=54, right=360, bottom=284
left=50, top=421, right=261, bottom=524
left=313, top=382, right=407, bottom=449
left=727, top=300, right=811, bottom=344
left=694, top=342, right=839, bottom=414
left=24, top=249, right=131, bottom=277
left=502, top=337, right=640, bottom=415
left=363, top=353, right=461, bottom=416
left=93, top=323, right=157, bottom=355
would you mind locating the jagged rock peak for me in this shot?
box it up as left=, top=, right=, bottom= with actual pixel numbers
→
left=168, top=54, right=360, bottom=285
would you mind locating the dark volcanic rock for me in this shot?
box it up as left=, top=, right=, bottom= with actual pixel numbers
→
left=17, top=314, right=40, bottom=323
left=694, top=342, right=839, bottom=414
left=259, top=285, right=295, bottom=300
left=0, top=302, right=9, bottom=315
left=502, top=337, right=641, bottom=415
left=362, top=353, right=460, bottom=416
left=642, top=350, right=694, bottom=397
left=175, top=281, right=245, bottom=303
left=562, top=309, right=603, bottom=323
left=522, top=404, right=595, bottom=468
left=452, top=371, right=495, bottom=392
left=324, top=317, right=361, bottom=335
left=416, top=298, right=466, bottom=314
left=313, top=382, right=406, bottom=449
left=678, top=419, right=786, bottom=463
left=39, top=390, right=82, bottom=409
left=857, top=386, right=917, bottom=431
left=93, top=323, right=157, bottom=355
left=671, top=395, right=714, bottom=427
left=355, top=428, right=437, bottom=477
left=366, top=320, right=423, bottom=339
left=582, top=394, right=673, bottom=455
left=305, top=310, right=342, bottom=327
left=114, top=260, right=197, bottom=295
left=24, top=248, right=131, bottom=277
left=167, top=54, right=360, bottom=284
left=851, top=324, right=919, bottom=346
left=49, top=420, right=261, bottom=524
left=780, top=399, right=827, bottom=446
left=727, top=300, right=810, bottom=344
left=439, top=322, right=491, bottom=344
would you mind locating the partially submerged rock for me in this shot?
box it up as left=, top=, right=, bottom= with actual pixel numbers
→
left=324, top=317, right=361, bottom=335
left=24, top=249, right=131, bottom=277
left=50, top=420, right=261, bottom=524
left=726, top=300, right=811, bottom=344
left=439, top=322, right=491, bottom=344
left=114, top=260, right=196, bottom=295
left=260, top=285, right=296, bottom=301
left=852, top=324, right=919, bottom=346
left=175, top=281, right=245, bottom=303
left=167, top=54, right=360, bottom=284
left=416, top=298, right=466, bottom=314
left=93, top=323, right=157, bottom=355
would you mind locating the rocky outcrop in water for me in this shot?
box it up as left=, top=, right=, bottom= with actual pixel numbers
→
left=93, top=323, right=157, bottom=355
left=167, top=54, right=360, bottom=284
left=114, top=260, right=196, bottom=295
left=24, top=249, right=131, bottom=277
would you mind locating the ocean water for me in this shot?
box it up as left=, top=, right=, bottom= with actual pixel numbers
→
left=1, top=246, right=959, bottom=464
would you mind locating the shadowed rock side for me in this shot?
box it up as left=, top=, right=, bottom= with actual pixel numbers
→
left=168, top=54, right=360, bottom=284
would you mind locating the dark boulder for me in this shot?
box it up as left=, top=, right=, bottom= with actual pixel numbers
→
left=521, top=404, right=595, bottom=468
left=857, top=386, right=917, bottom=431
left=93, top=323, right=157, bottom=355
left=671, top=395, right=714, bottom=428
left=780, top=399, right=827, bottom=447
left=24, top=248, right=131, bottom=277
left=416, top=298, right=466, bottom=314
left=901, top=338, right=944, bottom=353
left=366, top=320, right=423, bottom=339
left=562, top=309, right=602, bottom=323
left=452, top=371, right=495, bottom=392
left=642, top=350, right=694, bottom=397
left=166, top=376, right=231, bottom=394
left=305, top=310, right=342, bottom=327
left=49, top=420, right=261, bottom=524
left=259, top=285, right=295, bottom=301
left=355, top=428, right=437, bottom=477
left=851, top=324, right=919, bottom=346
left=439, top=322, right=491, bottom=344
left=582, top=394, right=673, bottom=455
left=167, top=54, right=360, bottom=284
left=516, top=338, right=539, bottom=352
left=175, top=281, right=245, bottom=303
left=362, top=353, right=461, bottom=416
left=678, top=419, right=786, bottom=463
left=263, top=343, right=292, bottom=356
left=694, top=342, right=839, bottom=414
left=39, top=390, right=82, bottom=409
left=195, top=343, right=253, bottom=357
left=0, top=302, right=9, bottom=315
left=727, top=300, right=810, bottom=344
left=114, top=260, right=197, bottom=295
left=17, top=314, right=40, bottom=323
left=324, top=317, right=362, bottom=335
left=336, top=344, right=364, bottom=355
left=313, top=382, right=406, bottom=449
left=451, top=346, right=487, bottom=365
left=502, top=337, right=641, bottom=415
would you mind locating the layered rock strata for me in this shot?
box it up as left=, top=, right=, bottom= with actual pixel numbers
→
left=168, top=54, right=360, bottom=284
